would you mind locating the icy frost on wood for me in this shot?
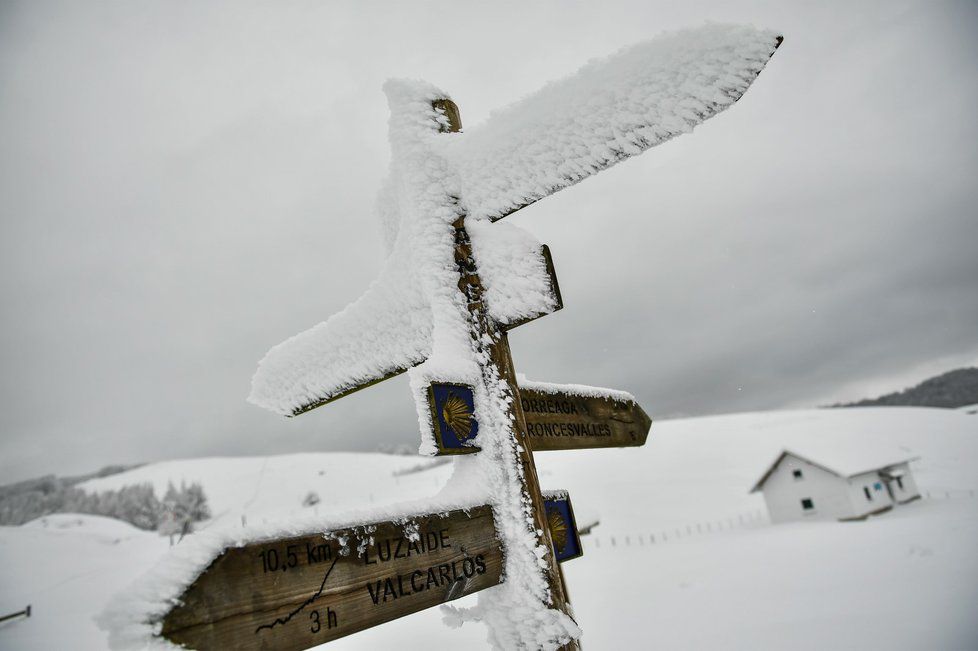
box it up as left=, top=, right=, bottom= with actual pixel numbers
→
left=247, top=214, right=557, bottom=417
left=516, top=376, right=652, bottom=452
left=448, top=23, right=782, bottom=221
left=97, top=493, right=494, bottom=650
left=248, top=219, right=557, bottom=417
left=248, top=23, right=778, bottom=419
left=517, top=374, right=636, bottom=403
left=237, top=21, right=780, bottom=650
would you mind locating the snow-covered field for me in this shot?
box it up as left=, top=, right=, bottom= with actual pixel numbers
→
left=1, top=407, right=976, bottom=649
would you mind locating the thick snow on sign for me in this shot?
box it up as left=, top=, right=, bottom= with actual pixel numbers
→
left=247, top=213, right=556, bottom=417
left=248, top=23, right=779, bottom=419
left=516, top=374, right=636, bottom=403
left=448, top=23, right=782, bottom=221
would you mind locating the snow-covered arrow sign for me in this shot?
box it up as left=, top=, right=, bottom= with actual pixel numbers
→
left=105, top=23, right=782, bottom=651
left=155, top=495, right=582, bottom=651
left=426, top=379, right=652, bottom=454
left=159, top=506, right=504, bottom=651
left=520, top=381, right=652, bottom=454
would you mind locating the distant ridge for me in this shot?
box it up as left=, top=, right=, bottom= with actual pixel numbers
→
left=0, top=463, right=141, bottom=498
left=832, top=367, right=978, bottom=409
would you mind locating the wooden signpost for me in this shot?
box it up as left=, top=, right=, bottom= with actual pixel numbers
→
left=156, top=27, right=781, bottom=651
left=427, top=382, right=652, bottom=455
left=162, top=506, right=504, bottom=650
left=160, top=499, right=581, bottom=650
left=521, top=387, right=652, bottom=452
left=442, top=131, right=579, bottom=644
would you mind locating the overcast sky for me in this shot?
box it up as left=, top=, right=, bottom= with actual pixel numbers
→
left=1, top=0, right=976, bottom=483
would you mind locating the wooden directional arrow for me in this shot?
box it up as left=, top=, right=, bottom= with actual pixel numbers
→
left=289, top=244, right=561, bottom=417
left=520, top=386, right=652, bottom=452
left=428, top=381, right=651, bottom=455
left=499, top=245, right=563, bottom=330
left=160, top=506, right=502, bottom=651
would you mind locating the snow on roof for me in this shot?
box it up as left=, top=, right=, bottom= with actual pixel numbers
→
left=750, top=445, right=920, bottom=493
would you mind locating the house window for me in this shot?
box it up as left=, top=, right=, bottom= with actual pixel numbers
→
left=792, top=469, right=804, bottom=480
left=863, top=486, right=872, bottom=501
left=801, top=498, right=814, bottom=510
left=896, top=477, right=904, bottom=491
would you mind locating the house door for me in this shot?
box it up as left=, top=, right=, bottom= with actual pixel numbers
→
left=881, top=475, right=895, bottom=501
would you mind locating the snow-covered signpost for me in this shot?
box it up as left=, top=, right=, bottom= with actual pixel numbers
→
left=161, top=506, right=506, bottom=650
left=115, top=24, right=781, bottom=651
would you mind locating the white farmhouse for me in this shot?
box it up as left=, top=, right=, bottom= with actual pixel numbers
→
left=750, top=450, right=921, bottom=523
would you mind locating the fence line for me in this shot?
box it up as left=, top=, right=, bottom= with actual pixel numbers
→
left=923, top=489, right=976, bottom=500
left=585, top=489, right=976, bottom=549
left=588, top=508, right=769, bottom=549
left=0, top=605, right=31, bottom=625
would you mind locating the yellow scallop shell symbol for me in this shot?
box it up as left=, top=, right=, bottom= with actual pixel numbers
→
left=548, top=507, right=568, bottom=554
left=442, top=392, right=473, bottom=441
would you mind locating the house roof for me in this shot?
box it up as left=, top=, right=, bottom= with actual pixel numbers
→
left=749, top=449, right=920, bottom=493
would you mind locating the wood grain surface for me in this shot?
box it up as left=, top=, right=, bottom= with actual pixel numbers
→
left=161, top=506, right=502, bottom=650
left=520, top=388, right=652, bottom=452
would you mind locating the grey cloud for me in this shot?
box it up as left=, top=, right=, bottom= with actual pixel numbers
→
left=1, top=0, right=976, bottom=482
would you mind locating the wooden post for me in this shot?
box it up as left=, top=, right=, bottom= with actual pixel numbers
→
left=436, top=99, right=580, bottom=650
left=0, top=605, right=31, bottom=624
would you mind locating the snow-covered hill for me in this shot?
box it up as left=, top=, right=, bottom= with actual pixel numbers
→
left=1, top=407, right=976, bottom=649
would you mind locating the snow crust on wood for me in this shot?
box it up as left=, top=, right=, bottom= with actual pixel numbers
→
left=248, top=195, right=555, bottom=418
left=377, top=80, right=579, bottom=648
left=249, top=77, right=579, bottom=647
left=247, top=74, right=466, bottom=417
left=469, top=220, right=557, bottom=328
left=517, top=374, right=636, bottom=403
left=97, top=491, right=492, bottom=650
left=248, top=261, right=430, bottom=416
left=248, top=23, right=778, bottom=418
left=447, top=23, right=781, bottom=221
left=541, top=489, right=570, bottom=501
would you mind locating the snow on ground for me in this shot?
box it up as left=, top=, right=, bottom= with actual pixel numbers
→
left=77, top=453, right=444, bottom=532
left=1, top=407, right=976, bottom=649
left=22, top=513, right=149, bottom=539
left=0, top=514, right=170, bottom=649
left=338, top=498, right=978, bottom=651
